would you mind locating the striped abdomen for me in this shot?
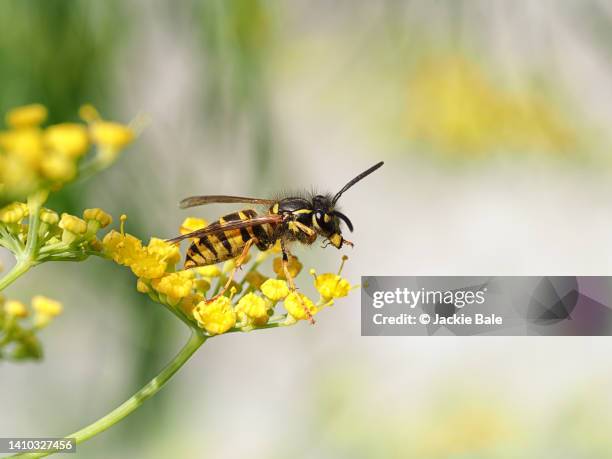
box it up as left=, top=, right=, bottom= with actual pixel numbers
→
left=185, top=209, right=274, bottom=268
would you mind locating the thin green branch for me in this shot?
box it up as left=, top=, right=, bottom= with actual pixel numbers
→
left=14, top=331, right=207, bottom=459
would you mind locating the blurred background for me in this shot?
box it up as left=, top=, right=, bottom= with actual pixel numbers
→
left=3, top=0, right=612, bottom=457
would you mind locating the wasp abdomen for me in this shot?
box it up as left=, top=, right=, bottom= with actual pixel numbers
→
left=185, top=209, right=274, bottom=268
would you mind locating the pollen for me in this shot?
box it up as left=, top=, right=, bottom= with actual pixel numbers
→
left=193, top=297, right=236, bottom=335
left=146, top=237, right=181, bottom=266
left=313, top=273, right=352, bottom=301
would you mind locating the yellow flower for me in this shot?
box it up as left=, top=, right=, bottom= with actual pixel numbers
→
left=284, top=292, right=317, bottom=321
left=0, top=202, right=28, bottom=223
left=245, top=271, right=267, bottom=289
left=32, top=295, right=63, bottom=315
left=59, top=213, right=87, bottom=238
left=146, top=237, right=181, bottom=266
left=193, top=297, right=236, bottom=335
left=136, top=278, right=150, bottom=293
left=129, top=251, right=168, bottom=279
left=235, top=292, right=269, bottom=325
left=6, top=104, right=47, bottom=129
left=2, top=128, right=45, bottom=165
left=195, top=265, right=221, bottom=278
left=178, top=293, right=203, bottom=317
left=79, top=104, right=100, bottom=123
left=151, top=271, right=194, bottom=304
left=260, top=279, right=289, bottom=301
left=313, top=273, right=352, bottom=300
left=40, top=152, right=77, bottom=182
left=39, top=208, right=59, bottom=225
left=44, top=123, right=89, bottom=158
left=4, top=300, right=28, bottom=318
left=83, top=208, right=113, bottom=228
left=90, top=121, right=134, bottom=150
left=180, top=217, right=208, bottom=235
left=32, top=295, right=63, bottom=328
left=194, top=278, right=211, bottom=293
left=102, top=230, right=146, bottom=266
left=273, top=255, right=303, bottom=279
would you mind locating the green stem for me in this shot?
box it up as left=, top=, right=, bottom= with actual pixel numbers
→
left=0, top=260, right=33, bottom=292
left=14, top=331, right=207, bottom=459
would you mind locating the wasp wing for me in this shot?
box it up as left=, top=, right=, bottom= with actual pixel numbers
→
left=179, top=195, right=276, bottom=209
left=167, top=214, right=283, bottom=244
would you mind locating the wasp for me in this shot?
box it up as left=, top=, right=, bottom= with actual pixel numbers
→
left=168, top=161, right=383, bottom=319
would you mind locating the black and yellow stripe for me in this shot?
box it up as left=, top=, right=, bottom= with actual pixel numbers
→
left=185, top=209, right=274, bottom=268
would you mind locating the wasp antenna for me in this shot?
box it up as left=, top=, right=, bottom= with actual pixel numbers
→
left=332, top=161, right=384, bottom=205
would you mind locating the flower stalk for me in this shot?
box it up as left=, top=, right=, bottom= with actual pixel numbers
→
left=13, top=331, right=207, bottom=459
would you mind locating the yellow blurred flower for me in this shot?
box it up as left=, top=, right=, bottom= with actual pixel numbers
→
left=90, top=121, right=134, bottom=150
left=273, top=255, right=303, bottom=279
left=6, top=104, right=47, bottom=129
left=44, top=123, right=89, bottom=158
left=40, top=151, right=77, bottom=182
left=193, top=297, right=236, bottom=335
left=406, top=55, right=577, bottom=155
left=32, top=295, right=63, bottom=328
left=4, top=300, right=28, bottom=318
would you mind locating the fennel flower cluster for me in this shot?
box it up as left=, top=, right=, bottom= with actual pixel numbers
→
left=0, top=103, right=135, bottom=360
left=0, top=103, right=134, bottom=204
left=0, top=292, right=62, bottom=360
left=103, top=216, right=355, bottom=336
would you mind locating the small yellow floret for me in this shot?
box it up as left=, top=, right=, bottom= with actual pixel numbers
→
left=83, top=208, right=113, bottom=228
left=44, top=123, right=89, bottom=158
left=147, top=237, right=181, bottom=266
left=59, top=213, right=87, bottom=235
left=0, top=202, right=28, bottom=223
left=180, top=217, right=208, bottom=235
left=193, top=297, right=236, bottom=335
left=40, top=152, right=77, bottom=182
left=196, top=265, right=222, bottom=278
left=5, top=300, right=28, bottom=317
left=32, top=295, right=63, bottom=316
left=314, top=273, right=352, bottom=300
left=273, top=255, right=303, bottom=279
left=284, top=292, right=317, bottom=321
left=235, top=292, right=269, bottom=325
left=151, top=271, right=194, bottom=302
left=40, top=208, right=59, bottom=225
left=6, top=104, right=48, bottom=128
left=260, top=279, right=290, bottom=301
left=90, top=121, right=134, bottom=150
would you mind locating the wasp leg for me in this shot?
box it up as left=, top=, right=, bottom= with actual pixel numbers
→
left=293, top=220, right=317, bottom=243
left=206, top=238, right=254, bottom=303
left=281, top=239, right=315, bottom=325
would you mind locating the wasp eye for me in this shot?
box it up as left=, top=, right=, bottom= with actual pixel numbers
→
left=315, top=212, right=323, bottom=221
